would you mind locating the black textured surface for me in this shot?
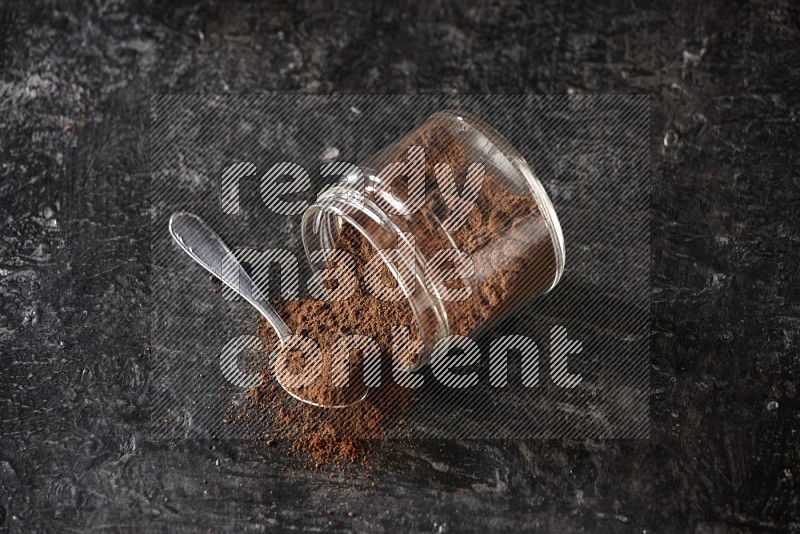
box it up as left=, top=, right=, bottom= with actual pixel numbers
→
left=1, top=1, right=798, bottom=532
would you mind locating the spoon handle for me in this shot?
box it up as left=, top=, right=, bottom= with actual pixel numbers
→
left=168, top=211, right=292, bottom=340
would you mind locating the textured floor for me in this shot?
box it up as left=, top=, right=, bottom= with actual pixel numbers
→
left=1, top=0, right=799, bottom=531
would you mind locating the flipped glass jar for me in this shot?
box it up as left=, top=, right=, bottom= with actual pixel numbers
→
left=301, top=111, right=565, bottom=371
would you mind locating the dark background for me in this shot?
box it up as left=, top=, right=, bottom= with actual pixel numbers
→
left=1, top=0, right=798, bottom=532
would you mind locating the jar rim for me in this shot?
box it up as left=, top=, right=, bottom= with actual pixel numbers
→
left=301, top=192, right=450, bottom=371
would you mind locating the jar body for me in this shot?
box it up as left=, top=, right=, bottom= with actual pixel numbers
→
left=302, top=111, right=565, bottom=370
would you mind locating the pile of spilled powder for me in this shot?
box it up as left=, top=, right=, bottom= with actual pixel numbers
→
left=236, top=224, right=419, bottom=464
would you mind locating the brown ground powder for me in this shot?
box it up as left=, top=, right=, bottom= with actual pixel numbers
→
left=237, top=124, right=557, bottom=463
left=403, top=123, right=557, bottom=340
left=241, top=223, right=418, bottom=464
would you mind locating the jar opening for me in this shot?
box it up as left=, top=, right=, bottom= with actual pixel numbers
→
left=301, top=193, right=449, bottom=370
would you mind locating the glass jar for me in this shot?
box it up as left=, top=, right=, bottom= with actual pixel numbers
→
left=301, top=110, right=565, bottom=371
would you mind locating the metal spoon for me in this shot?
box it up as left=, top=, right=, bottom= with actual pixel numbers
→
left=168, top=211, right=366, bottom=408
